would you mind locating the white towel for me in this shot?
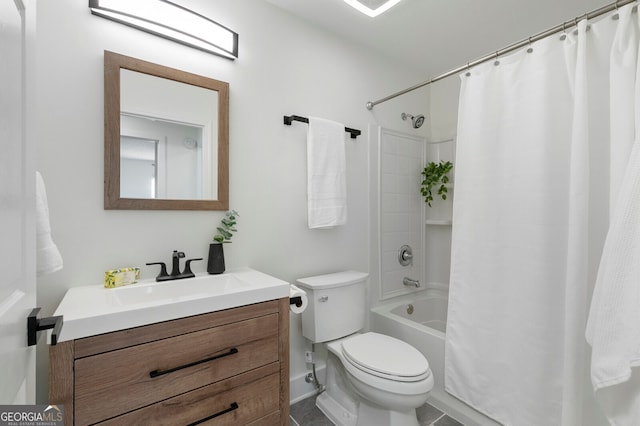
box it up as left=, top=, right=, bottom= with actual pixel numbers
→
left=585, top=141, right=640, bottom=424
left=36, top=172, right=63, bottom=276
left=307, top=117, right=347, bottom=229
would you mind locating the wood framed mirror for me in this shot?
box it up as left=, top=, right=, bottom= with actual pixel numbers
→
left=104, top=51, right=229, bottom=210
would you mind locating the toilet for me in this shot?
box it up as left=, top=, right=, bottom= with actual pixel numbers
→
left=297, top=271, right=433, bottom=426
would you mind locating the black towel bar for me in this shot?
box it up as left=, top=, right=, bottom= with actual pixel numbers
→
left=283, top=115, right=361, bottom=139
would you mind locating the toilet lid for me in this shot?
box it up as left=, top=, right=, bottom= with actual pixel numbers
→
left=341, top=333, right=430, bottom=382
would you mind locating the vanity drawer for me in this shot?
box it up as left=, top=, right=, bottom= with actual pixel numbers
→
left=98, top=364, right=281, bottom=426
left=75, top=314, right=278, bottom=425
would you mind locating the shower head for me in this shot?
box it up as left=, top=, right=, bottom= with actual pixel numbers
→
left=401, top=112, right=425, bottom=129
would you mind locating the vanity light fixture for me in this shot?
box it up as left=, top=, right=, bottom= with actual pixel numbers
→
left=343, top=0, right=403, bottom=17
left=89, top=0, right=238, bottom=59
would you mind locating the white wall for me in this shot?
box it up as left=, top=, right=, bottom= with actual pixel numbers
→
left=34, top=0, right=427, bottom=402
left=430, top=75, right=460, bottom=141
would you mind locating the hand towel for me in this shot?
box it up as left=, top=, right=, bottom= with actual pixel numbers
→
left=307, top=117, right=347, bottom=229
left=36, top=171, right=63, bottom=276
left=585, top=141, right=640, bottom=425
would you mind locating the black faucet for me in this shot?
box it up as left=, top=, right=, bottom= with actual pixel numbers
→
left=170, top=250, right=185, bottom=277
left=146, top=250, right=203, bottom=282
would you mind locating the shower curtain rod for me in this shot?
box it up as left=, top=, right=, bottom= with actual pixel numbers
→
left=365, top=0, right=635, bottom=110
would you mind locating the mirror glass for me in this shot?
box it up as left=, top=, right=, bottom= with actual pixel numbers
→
left=104, top=51, right=229, bottom=210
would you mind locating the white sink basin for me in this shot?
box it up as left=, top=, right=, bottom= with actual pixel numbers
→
left=53, top=268, right=289, bottom=342
left=109, top=273, right=252, bottom=306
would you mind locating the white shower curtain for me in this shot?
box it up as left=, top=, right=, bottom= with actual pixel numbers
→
left=586, top=5, right=640, bottom=426
left=445, top=6, right=637, bottom=425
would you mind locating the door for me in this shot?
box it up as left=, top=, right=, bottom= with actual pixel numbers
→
left=0, top=0, right=37, bottom=404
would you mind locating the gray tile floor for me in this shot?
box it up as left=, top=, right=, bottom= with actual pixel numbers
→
left=290, top=396, right=465, bottom=426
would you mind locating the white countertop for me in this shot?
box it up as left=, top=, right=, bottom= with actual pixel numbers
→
left=53, top=267, right=290, bottom=342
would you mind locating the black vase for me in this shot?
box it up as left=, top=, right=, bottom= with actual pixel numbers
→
left=207, top=243, right=225, bottom=274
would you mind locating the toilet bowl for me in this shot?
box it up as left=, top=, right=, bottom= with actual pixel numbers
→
left=318, top=332, right=433, bottom=426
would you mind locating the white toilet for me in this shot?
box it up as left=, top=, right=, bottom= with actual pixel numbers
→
left=297, top=271, right=433, bottom=426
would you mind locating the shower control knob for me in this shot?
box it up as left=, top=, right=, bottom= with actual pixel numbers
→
left=398, top=245, right=413, bottom=266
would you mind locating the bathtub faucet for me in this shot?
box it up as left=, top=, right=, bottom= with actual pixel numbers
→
left=403, top=277, right=420, bottom=288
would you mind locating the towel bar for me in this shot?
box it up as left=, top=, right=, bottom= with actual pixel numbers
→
left=283, top=115, right=361, bottom=139
left=27, top=307, right=63, bottom=346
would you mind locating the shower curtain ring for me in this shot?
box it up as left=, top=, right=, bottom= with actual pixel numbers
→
left=560, top=22, right=568, bottom=40
left=465, top=62, right=471, bottom=77
left=494, top=51, right=500, bottom=66
left=573, top=17, right=581, bottom=35
left=527, top=37, right=533, bottom=53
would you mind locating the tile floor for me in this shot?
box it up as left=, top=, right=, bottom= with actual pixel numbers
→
left=289, top=396, right=465, bottom=426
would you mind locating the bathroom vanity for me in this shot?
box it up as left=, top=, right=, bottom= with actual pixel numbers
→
left=48, top=268, right=290, bottom=425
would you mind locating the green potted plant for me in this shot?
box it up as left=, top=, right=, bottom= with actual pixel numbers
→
left=420, top=161, right=453, bottom=207
left=208, top=210, right=239, bottom=274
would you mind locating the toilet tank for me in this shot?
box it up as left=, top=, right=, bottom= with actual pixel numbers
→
left=296, top=271, right=369, bottom=343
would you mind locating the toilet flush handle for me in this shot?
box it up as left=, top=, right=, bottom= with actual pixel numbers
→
left=319, top=296, right=329, bottom=302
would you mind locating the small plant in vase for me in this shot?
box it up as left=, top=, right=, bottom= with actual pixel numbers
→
left=208, top=210, right=239, bottom=274
left=214, top=210, right=239, bottom=243
left=421, top=161, right=453, bottom=207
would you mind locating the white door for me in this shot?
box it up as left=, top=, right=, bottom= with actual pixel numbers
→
left=0, top=0, right=37, bottom=404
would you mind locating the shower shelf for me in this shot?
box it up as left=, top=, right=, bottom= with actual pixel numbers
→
left=425, top=219, right=452, bottom=226
left=427, top=137, right=455, bottom=145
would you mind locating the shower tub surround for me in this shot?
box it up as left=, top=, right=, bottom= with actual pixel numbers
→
left=378, top=128, right=425, bottom=300
left=372, top=292, right=499, bottom=426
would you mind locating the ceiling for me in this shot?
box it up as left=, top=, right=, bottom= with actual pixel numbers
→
left=264, top=0, right=608, bottom=77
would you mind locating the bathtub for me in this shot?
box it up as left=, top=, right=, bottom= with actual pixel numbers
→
left=371, top=293, right=499, bottom=426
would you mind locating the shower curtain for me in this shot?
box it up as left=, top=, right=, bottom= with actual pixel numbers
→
left=445, top=5, right=639, bottom=425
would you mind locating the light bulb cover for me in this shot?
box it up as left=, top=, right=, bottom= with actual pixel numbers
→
left=343, top=0, right=403, bottom=17
left=89, top=0, right=238, bottom=59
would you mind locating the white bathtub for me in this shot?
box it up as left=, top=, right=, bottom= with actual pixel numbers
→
left=371, top=293, right=499, bottom=426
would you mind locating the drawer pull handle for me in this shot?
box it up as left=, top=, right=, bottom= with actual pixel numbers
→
left=149, top=347, right=239, bottom=378
left=187, top=402, right=239, bottom=426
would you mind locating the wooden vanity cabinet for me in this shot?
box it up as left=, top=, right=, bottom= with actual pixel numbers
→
left=49, top=298, right=290, bottom=425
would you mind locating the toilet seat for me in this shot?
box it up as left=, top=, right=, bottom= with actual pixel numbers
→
left=341, top=333, right=430, bottom=382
